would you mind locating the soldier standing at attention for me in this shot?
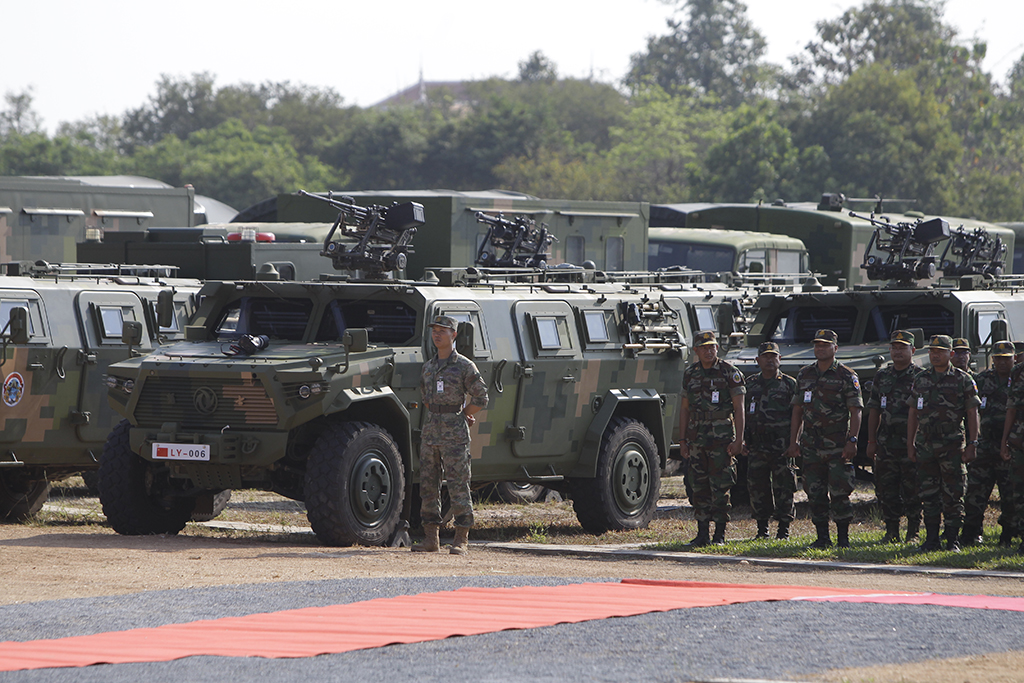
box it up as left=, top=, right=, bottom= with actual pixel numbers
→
left=1000, top=350, right=1024, bottom=554
left=788, top=329, right=862, bottom=549
left=412, top=315, right=489, bottom=555
left=907, top=335, right=979, bottom=552
left=962, top=340, right=1016, bottom=546
left=743, top=341, right=797, bottom=540
left=679, top=330, right=745, bottom=546
left=951, top=338, right=973, bottom=375
left=866, top=330, right=923, bottom=543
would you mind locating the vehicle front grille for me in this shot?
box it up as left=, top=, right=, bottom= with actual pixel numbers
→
left=133, top=375, right=278, bottom=431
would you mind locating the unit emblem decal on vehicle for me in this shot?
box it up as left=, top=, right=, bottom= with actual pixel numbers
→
left=193, top=387, right=219, bottom=415
left=3, top=372, right=25, bottom=407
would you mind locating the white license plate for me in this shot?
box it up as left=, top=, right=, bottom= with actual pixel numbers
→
left=152, top=442, right=210, bottom=461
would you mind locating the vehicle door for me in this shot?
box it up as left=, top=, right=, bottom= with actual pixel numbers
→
left=0, top=290, right=60, bottom=448
left=510, top=300, right=583, bottom=457
left=75, top=291, right=153, bottom=442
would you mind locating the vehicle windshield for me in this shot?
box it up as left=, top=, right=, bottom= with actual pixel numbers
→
left=862, top=305, right=954, bottom=342
left=316, top=299, right=418, bottom=344
left=648, top=241, right=735, bottom=273
left=767, top=306, right=858, bottom=344
left=214, top=297, right=314, bottom=340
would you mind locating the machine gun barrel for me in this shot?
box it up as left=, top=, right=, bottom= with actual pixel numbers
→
left=854, top=211, right=948, bottom=285
left=474, top=212, right=555, bottom=269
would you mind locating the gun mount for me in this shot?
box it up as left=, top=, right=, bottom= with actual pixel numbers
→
left=474, top=212, right=555, bottom=268
left=938, top=225, right=1006, bottom=279
left=298, top=190, right=424, bottom=276
left=857, top=212, right=950, bottom=285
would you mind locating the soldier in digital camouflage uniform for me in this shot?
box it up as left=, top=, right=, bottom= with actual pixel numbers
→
left=962, top=340, right=1016, bottom=546
left=412, top=315, right=489, bottom=555
left=679, top=330, right=745, bottom=546
left=866, top=330, right=923, bottom=543
left=788, top=329, right=862, bottom=549
left=743, top=340, right=797, bottom=540
left=907, top=335, right=979, bottom=552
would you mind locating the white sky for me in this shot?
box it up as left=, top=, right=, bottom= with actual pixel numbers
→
left=5, top=0, right=1024, bottom=134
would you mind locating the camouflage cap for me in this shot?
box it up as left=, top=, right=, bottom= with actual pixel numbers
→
left=952, top=337, right=971, bottom=351
left=992, top=340, right=1016, bottom=357
left=757, top=340, right=781, bottom=356
left=890, top=329, right=915, bottom=346
left=812, top=329, right=838, bottom=344
left=428, top=315, right=457, bottom=331
left=928, top=334, right=953, bottom=350
left=693, top=330, right=718, bottom=347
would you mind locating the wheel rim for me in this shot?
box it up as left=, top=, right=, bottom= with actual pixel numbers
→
left=349, top=450, right=394, bottom=527
left=611, top=443, right=650, bottom=515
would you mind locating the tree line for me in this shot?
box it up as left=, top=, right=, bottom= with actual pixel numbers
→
left=2, top=0, right=1023, bottom=222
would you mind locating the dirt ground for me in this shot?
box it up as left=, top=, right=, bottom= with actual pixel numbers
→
left=2, top=523, right=1023, bottom=683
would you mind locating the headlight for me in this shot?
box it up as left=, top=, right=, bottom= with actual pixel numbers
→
left=122, top=379, right=134, bottom=394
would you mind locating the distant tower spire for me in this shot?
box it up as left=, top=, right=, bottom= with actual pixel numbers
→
left=418, top=65, right=426, bottom=104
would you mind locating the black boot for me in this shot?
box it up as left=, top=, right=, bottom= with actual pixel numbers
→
left=959, top=524, right=982, bottom=547
left=689, top=521, right=711, bottom=547
left=904, top=517, right=920, bottom=543
left=712, top=521, right=727, bottom=545
left=919, top=521, right=941, bottom=552
left=836, top=521, right=850, bottom=548
left=944, top=524, right=961, bottom=552
left=882, top=520, right=900, bottom=543
left=776, top=520, right=790, bottom=540
left=999, top=526, right=1015, bottom=548
left=810, top=521, right=832, bottom=549
left=754, top=520, right=769, bottom=540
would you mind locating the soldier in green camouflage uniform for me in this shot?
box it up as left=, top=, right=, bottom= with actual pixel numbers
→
left=951, top=338, right=973, bottom=375
left=679, top=330, right=745, bottom=546
left=788, top=329, right=863, bottom=549
left=1000, top=354, right=1024, bottom=554
left=866, top=330, right=923, bottom=543
left=908, top=335, right=979, bottom=552
left=743, top=341, right=797, bottom=540
left=412, top=315, right=489, bottom=555
left=962, top=340, right=1016, bottom=546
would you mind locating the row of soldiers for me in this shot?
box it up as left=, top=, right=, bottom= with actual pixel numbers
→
left=678, top=328, right=1023, bottom=553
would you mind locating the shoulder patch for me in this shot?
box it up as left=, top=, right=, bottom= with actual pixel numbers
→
left=732, top=370, right=743, bottom=384
left=852, top=375, right=860, bottom=391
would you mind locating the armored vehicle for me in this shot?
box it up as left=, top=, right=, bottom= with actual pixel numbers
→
left=0, top=262, right=200, bottom=520
left=97, top=195, right=811, bottom=544
left=648, top=227, right=808, bottom=275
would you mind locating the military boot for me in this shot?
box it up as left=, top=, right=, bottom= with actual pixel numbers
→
left=449, top=526, right=470, bottom=555
left=999, top=525, right=1016, bottom=548
left=836, top=521, right=850, bottom=548
left=754, top=520, right=770, bottom=540
left=712, top=521, right=727, bottom=545
left=919, top=521, right=941, bottom=552
left=944, top=524, right=961, bottom=552
left=810, top=521, right=832, bottom=549
left=689, top=521, right=711, bottom=547
left=882, top=520, right=901, bottom=543
left=958, top=523, right=982, bottom=547
left=412, top=523, right=441, bottom=553
left=775, top=520, right=790, bottom=540
left=904, top=517, right=920, bottom=544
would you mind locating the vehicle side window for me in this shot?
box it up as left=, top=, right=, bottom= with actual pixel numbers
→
left=605, top=236, right=624, bottom=271
left=316, top=300, right=417, bottom=344
left=566, top=235, right=585, bottom=264
left=214, top=297, right=313, bottom=340
left=444, top=310, right=489, bottom=356
left=96, top=305, right=136, bottom=340
left=583, top=310, right=610, bottom=343
left=694, top=306, right=716, bottom=332
left=0, top=299, right=34, bottom=336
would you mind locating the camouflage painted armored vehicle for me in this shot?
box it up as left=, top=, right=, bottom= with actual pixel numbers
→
left=0, top=261, right=200, bottom=520
left=98, top=195, right=803, bottom=545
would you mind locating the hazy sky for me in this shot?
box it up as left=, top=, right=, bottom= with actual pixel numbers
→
left=5, top=0, right=1023, bottom=134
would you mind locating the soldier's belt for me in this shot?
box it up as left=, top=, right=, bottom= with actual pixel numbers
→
left=427, top=404, right=463, bottom=414
left=692, top=409, right=732, bottom=421
left=919, top=422, right=963, bottom=437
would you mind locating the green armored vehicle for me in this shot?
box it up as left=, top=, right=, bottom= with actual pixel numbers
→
left=0, top=262, right=200, bottom=519
left=648, top=227, right=808, bottom=275
left=98, top=195, right=802, bottom=545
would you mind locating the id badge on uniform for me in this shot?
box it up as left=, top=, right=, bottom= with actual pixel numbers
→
left=749, top=401, right=756, bottom=414
left=881, top=396, right=887, bottom=409
left=917, top=396, right=924, bottom=409
left=711, top=390, right=720, bottom=404
left=804, top=390, right=812, bottom=403
left=436, top=380, right=444, bottom=393
left=981, top=396, right=988, bottom=409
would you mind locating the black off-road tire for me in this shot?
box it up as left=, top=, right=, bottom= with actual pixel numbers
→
left=304, top=422, right=405, bottom=547
left=190, top=489, right=232, bottom=522
left=570, top=417, right=661, bottom=535
left=0, top=475, right=51, bottom=521
left=98, top=419, right=195, bottom=535
left=494, top=481, right=546, bottom=504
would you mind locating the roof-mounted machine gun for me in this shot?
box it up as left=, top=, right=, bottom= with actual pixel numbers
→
left=938, top=225, right=1006, bottom=279
left=856, top=211, right=950, bottom=285
left=298, top=190, right=424, bottom=276
left=475, top=212, right=556, bottom=268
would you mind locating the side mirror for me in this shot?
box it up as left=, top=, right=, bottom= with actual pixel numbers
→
left=456, top=321, right=475, bottom=359
left=121, top=320, right=144, bottom=347
left=991, top=318, right=1009, bottom=344
left=9, top=307, right=30, bottom=345
left=157, top=290, right=175, bottom=329
left=342, top=328, right=368, bottom=353
left=908, top=328, right=925, bottom=350
left=716, top=304, right=735, bottom=337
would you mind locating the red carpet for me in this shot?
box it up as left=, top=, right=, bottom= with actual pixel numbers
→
left=1, top=580, right=1021, bottom=672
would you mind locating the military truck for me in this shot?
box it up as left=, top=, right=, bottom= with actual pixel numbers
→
left=97, top=195, right=814, bottom=545
left=996, top=222, right=1024, bottom=275
left=0, top=262, right=200, bottom=520
left=652, top=196, right=1015, bottom=287
left=648, top=227, right=808, bottom=275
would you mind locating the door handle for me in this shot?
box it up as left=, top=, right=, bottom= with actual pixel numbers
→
left=561, top=375, right=577, bottom=383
